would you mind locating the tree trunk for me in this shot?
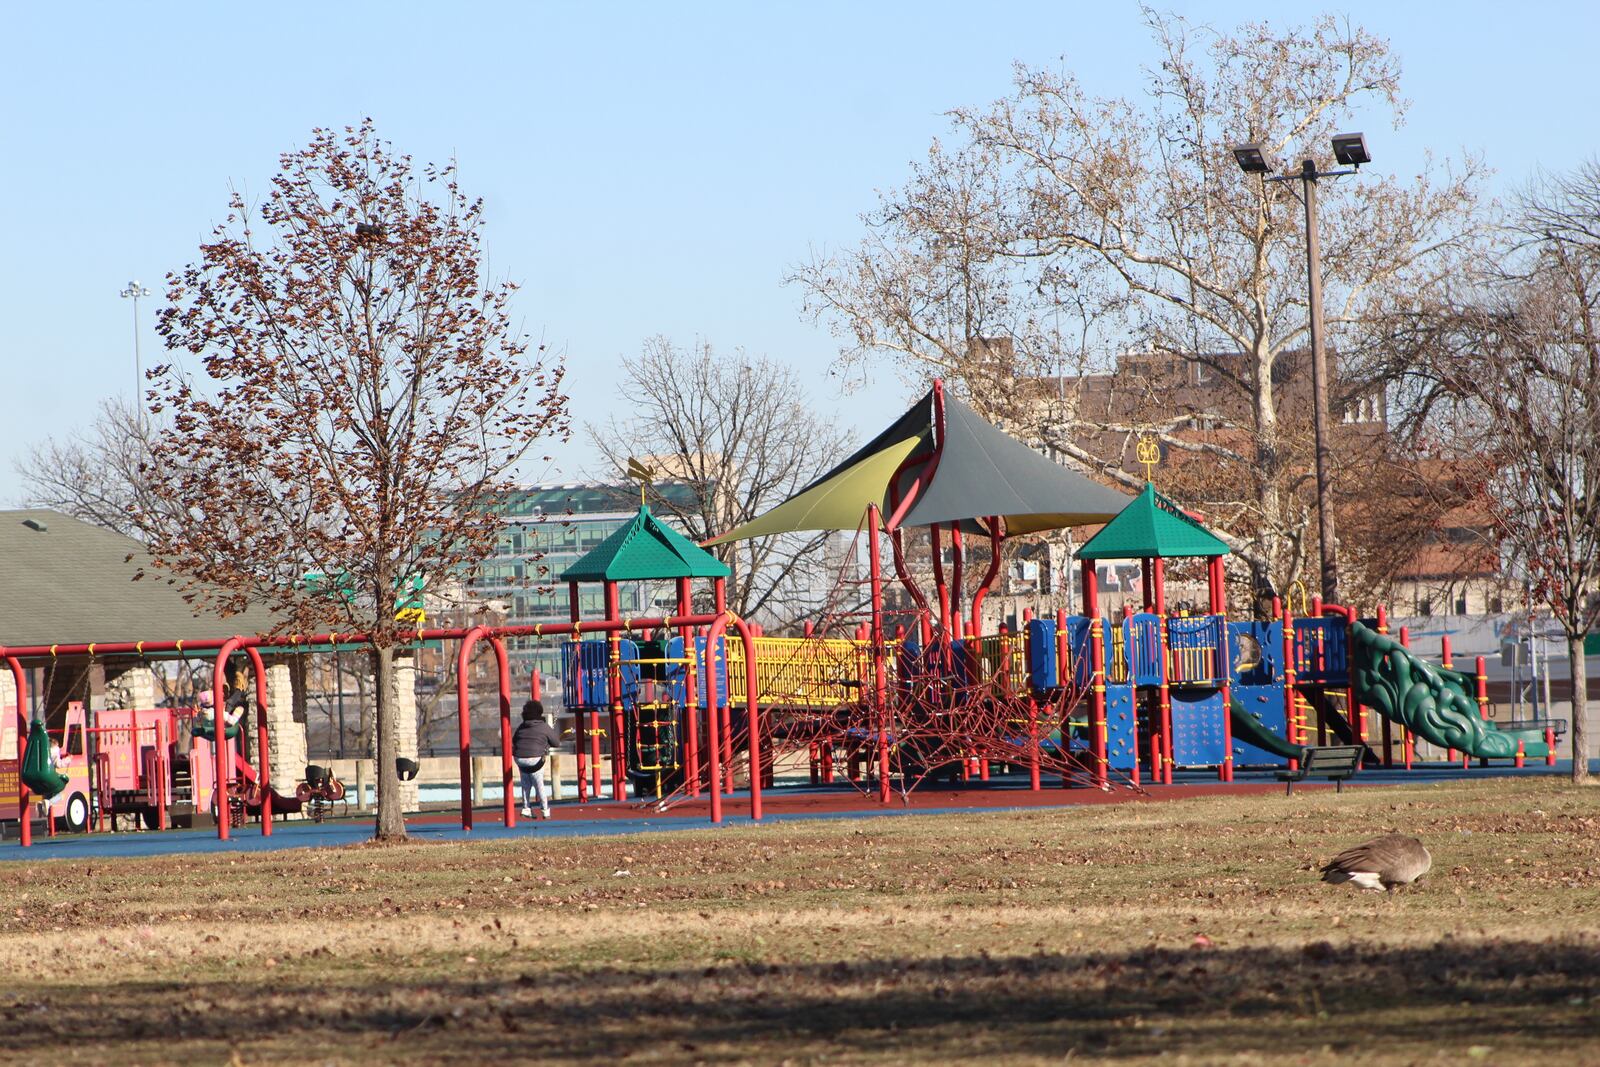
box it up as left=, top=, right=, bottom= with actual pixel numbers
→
left=372, top=644, right=407, bottom=839
left=1252, top=348, right=1286, bottom=593
left=1571, top=634, right=1590, bottom=785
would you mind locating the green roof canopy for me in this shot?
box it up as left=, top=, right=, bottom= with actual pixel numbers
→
left=560, top=506, right=731, bottom=583
left=1076, top=484, right=1231, bottom=561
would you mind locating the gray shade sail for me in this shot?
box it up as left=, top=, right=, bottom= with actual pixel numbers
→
left=898, top=392, right=1131, bottom=534
left=710, top=384, right=1131, bottom=542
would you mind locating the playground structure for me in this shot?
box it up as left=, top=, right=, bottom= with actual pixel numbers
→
left=2, top=381, right=1568, bottom=847
left=543, top=383, right=1567, bottom=817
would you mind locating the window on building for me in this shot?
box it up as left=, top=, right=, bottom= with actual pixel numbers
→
left=1454, top=594, right=1468, bottom=615
left=1417, top=597, right=1433, bottom=617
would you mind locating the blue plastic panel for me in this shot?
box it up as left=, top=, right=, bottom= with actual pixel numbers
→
left=1027, top=619, right=1057, bottom=690
left=1291, top=617, right=1349, bottom=686
left=560, top=638, right=641, bottom=708
left=1167, top=615, right=1228, bottom=686
left=1230, top=682, right=1290, bottom=765
left=1127, top=614, right=1164, bottom=687
left=1228, top=620, right=1282, bottom=686
left=1170, top=688, right=1227, bottom=767
left=693, top=634, right=729, bottom=707
left=1064, top=616, right=1093, bottom=687
left=1104, top=683, right=1140, bottom=772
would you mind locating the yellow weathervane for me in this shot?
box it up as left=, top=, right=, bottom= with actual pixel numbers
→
left=1135, top=434, right=1160, bottom=482
left=626, top=457, right=655, bottom=506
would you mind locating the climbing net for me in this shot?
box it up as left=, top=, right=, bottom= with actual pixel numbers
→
left=642, top=535, right=1145, bottom=811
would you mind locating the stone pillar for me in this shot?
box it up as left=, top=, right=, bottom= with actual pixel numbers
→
left=264, top=656, right=309, bottom=799
left=387, top=652, right=421, bottom=812
left=102, top=663, right=158, bottom=711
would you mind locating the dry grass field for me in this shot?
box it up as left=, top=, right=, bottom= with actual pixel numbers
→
left=1, top=778, right=1598, bottom=1065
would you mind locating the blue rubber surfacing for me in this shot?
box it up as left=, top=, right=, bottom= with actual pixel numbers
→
left=2, top=761, right=1588, bottom=863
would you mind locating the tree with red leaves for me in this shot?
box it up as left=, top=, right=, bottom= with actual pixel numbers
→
left=145, top=120, right=568, bottom=838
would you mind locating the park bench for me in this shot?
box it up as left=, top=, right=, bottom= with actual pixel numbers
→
left=1276, top=745, right=1363, bottom=795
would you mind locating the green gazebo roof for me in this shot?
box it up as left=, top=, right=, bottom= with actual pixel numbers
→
left=559, top=506, right=731, bottom=583
left=1076, top=484, right=1230, bottom=561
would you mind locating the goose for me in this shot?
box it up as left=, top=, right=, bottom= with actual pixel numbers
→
left=1319, top=834, right=1431, bottom=892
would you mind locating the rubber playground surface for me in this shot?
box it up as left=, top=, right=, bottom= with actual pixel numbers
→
left=5, top=760, right=1588, bottom=862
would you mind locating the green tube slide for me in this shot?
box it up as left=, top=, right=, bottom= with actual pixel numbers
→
left=1349, top=621, right=1521, bottom=759
left=1228, top=698, right=1310, bottom=763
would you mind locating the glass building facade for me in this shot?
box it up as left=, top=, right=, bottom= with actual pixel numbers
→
left=468, top=482, right=703, bottom=707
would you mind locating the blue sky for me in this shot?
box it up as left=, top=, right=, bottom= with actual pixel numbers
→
left=2, top=1, right=1595, bottom=504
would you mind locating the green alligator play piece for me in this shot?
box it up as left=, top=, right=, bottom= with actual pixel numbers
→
left=1349, top=621, right=1519, bottom=758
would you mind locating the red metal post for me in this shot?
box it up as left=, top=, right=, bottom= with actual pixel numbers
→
left=701, top=626, right=722, bottom=825
left=1283, top=610, right=1299, bottom=772
left=1545, top=726, right=1557, bottom=767
left=721, top=702, right=734, bottom=796
left=494, top=637, right=515, bottom=828
left=1080, top=562, right=1100, bottom=788
left=154, top=716, right=169, bottom=830
left=969, top=520, right=1003, bottom=637
left=1090, top=616, right=1108, bottom=788
left=1024, top=617, right=1041, bottom=791
left=456, top=626, right=489, bottom=830
left=950, top=524, right=965, bottom=625
left=211, top=638, right=245, bottom=841
left=1158, top=614, right=1173, bottom=785
left=590, top=711, right=604, bottom=799
left=604, top=581, right=626, bottom=802
left=1473, top=654, right=1489, bottom=770
left=707, top=614, right=764, bottom=821
left=8, top=656, right=29, bottom=848
left=1441, top=635, right=1456, bottom=762
left=1220, top=670, right=1234, bottom=783
left=569, top=584, right=588, bottom=803
left=245, top=647, right=272, bottom=837
left=676, top=577, right=700, bottom=797
left=869, top=505, right=891, bottom=803
left=1375, top=605, right=1395, bottom=765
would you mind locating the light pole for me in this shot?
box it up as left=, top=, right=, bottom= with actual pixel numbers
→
left=1231, top=133, right=1371, bottom=605
left=119, top=280, right=151, bottom=417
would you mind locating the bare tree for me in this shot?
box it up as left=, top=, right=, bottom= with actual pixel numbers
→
left=1395, top=162, right=1600, bottom=782
left=14, top=398, right=172, bottom=538
left=588, top=338, right=856, bottom=628
left=144, top=120, right=568, bottom=838
left=791, top=10, right=1486, bottom=601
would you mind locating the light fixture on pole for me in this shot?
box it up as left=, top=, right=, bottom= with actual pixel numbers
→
left=1230, top=134, right=1369, bottom=604
left=119, top=280, right=151, bottom=416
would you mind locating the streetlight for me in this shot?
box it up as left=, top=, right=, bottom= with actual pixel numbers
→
left=1231, top=133, right=1370, bottom=604
left=119, top=280, right=151, bottom=417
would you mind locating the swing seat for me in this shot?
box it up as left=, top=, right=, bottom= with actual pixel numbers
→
left=191, top=719, right=242, bottom=741
left=20, top=721, right=69, bottom=799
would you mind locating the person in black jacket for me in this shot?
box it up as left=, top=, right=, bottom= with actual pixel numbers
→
left=512, top=699, right=561, bottom=819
